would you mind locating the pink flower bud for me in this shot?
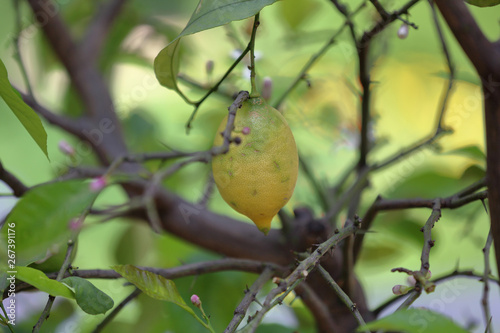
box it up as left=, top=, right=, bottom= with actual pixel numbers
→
left=242, top=127, right=251, bottom=135
left=392, top=284, right=411, bottom=295
left=262, top=77, right=273, bottom=101
left=89, top=176, right=107, bottom=192
left=68, top=217, right=83, bottom=231
left=190, top=294, right=201, bottom=307
left=398, top=24, right=409, bottom=39
left=58, top=140, right=75, bottom=156
left=206, top=60, right=214, bottom=75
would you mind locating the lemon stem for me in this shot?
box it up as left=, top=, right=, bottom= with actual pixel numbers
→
left=249, top=13, right=260, bottom=98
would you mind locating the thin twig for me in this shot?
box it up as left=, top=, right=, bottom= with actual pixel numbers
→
left=428, top=0, right=455, bottom=131
left=12, top=0, right=34, bottom=98
left=273, top=1, right=367, bottom=109
left=456, top=178, right=487, bottom=198
left=17, top=90, right=83, bottom=137
left=198, top=171, right=215, bottom=207
left=317, top=265, right=369, bottom=332
left=323, top=167, right=370, bottom=223
left=33, top=239, right=76, bottom=333
left=92, top=288, right=141, bottom=333
left=368, top=1, right=454, bottom=172
left=396, top=290, right=420, bottom=310
left=177, top=73, right=234, bottom=99
left=143, top=156, right=209, bottom=233
left=482, top=229, right=494, bottom=333
left=11, top=259, right=285, bottom=296
left=372, top=128, right=447, bottom=171
left=224, top=267, right=275, bottom=333
left=357, top=0, right=421, bottom=169
left=419, top=200, right=441, bottom=275
left=395, top=200, right=441, bottom=310
left=245, top=222, right=360, bottom=332
left=0, top=160, right=28, bottom=197
left=298, top=153, right=330, bottom=213
left=368, top=0, right=390, bottom=19
left=329, top=0, right=359, bottom=52
left=186, top=43, right=252, bottom=129
left=374, top=269, right=500, bottom=315
left=353, top=185, right=488, bottom=263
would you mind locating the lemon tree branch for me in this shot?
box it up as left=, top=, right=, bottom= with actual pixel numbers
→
left=245, top=222, right=360, bottom=332
left=435, top=0, right=500, bottom=282
left=186, top=46, right=252, bottom=129
left=0, top=160, right=28, bottom=197
left=224, top=267, right=275, bottom=333
left=8, top=259, right=286, bottom=295
left=273, top=1, right=367, bottom=109
left=353, top=180, right=488, bottom=263
left=482, top=230, right=494, bottom=333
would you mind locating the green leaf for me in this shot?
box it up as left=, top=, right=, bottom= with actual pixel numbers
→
left=0, top=57, right=48, bottom=158
left=154, top=0, right=279, bottom=89
left=443, top=145, right=485, bottom=162
left=387, top=170, right=464, bottom=199
left=15, top=266, right=74, bottom=299
left=61, top=277, right=114, bottom=315
left=112, top=264, right=195, bottom=316
left=3, top=180, right=97, bottom=266
left=180, top=0, right=279, bottom=37
left=154, top=39, right=181, bottom=89
left=465, top=0, right=500, bottom=7
left=460, top=164, right=486, bottom=181
left=358, top=308, right=469, bottom=333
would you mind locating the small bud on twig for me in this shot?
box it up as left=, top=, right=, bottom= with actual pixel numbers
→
left=190, top=294, right=201, bottom=307
left=68, top=217, right=83, bottom=231
left=58, top=140, right=75, bottom=156
left=205, top=60, right=214, bottom=76
left=262, top=77, right=273, bottom=101
left=89, top=176, right=108, bottom=192
left=392, top=284, right=412, bottom=295
left=398, top=23, right=409, bottom=39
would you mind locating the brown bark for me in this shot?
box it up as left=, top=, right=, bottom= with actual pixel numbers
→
left=435, top=0, right=500, bottom=279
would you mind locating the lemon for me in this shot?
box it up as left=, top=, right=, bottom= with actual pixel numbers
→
left=212, top=97, right=298, bottom=234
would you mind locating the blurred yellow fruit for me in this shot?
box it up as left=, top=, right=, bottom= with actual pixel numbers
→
left=212, top=97, right=298, bottom=234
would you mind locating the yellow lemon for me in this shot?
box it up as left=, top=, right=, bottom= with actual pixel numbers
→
left=212, top=97, right=299, bottom=235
